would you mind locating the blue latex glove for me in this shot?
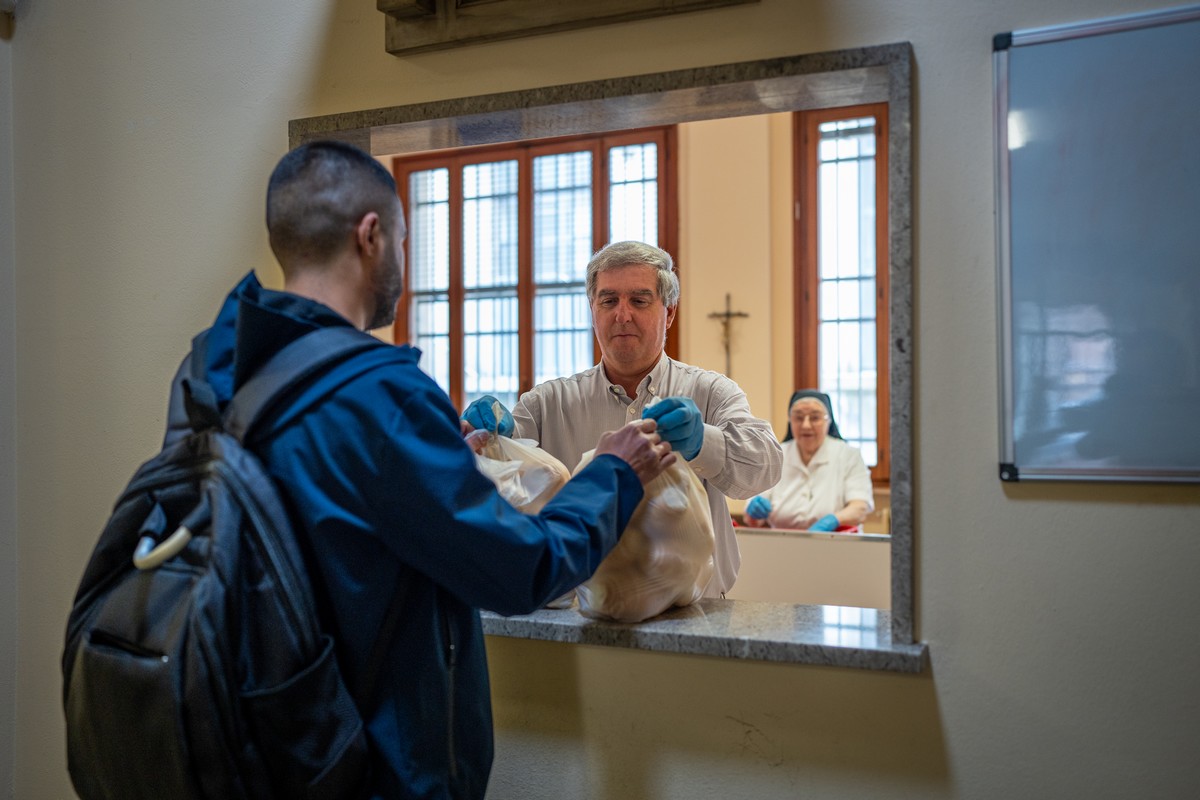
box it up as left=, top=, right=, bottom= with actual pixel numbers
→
left=745, top=496, right=772, bottom=521
left=642, top=397, right=704, bottom=461
left=462, top=395, right=514, bottom=437
left=810, top=514, right=840, bottom=532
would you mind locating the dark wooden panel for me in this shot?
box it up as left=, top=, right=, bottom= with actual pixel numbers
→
left=381, top=0, right=759, bottom=56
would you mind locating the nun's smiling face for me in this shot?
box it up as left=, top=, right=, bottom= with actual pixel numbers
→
left=789, top=398, right=832, bottom=462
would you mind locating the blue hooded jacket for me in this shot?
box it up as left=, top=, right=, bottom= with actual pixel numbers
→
left=169, top=273, right=643, bottom=799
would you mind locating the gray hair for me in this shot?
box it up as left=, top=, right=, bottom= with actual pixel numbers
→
left=585, top=241, right=680, bottom=307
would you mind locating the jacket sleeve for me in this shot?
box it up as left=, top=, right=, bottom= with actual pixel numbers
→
left=361, top=376, right=643, bottom=616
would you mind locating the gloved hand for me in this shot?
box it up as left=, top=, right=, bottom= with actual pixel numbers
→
left=642, top=397, right=704, bottom=461
left=462, top=395, right=514, bottom=437
left=809, top=514, right=840, bottom=532
left=745, top=496, right=772, bottom=520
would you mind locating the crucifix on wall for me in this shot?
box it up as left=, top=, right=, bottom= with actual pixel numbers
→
left=707, top=293, right=749, bottom=378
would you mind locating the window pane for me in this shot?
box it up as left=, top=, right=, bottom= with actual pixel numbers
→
left=534, top=287, right=592, bottom=385
left=819, top=278, right=873, bottom=322
left=816, top=116, right=879, bottom=468
left=464, top=292, right=519, bottom=410
left=409, top=169, right=452, bottom=395
left=824, top=320, right=879, bottom=446
left=463, top=161, right=519, bottom=289
left=817, top=118, right=876, bottom=281
left=461, top=161, right=519, bottom=406
left=533, top=150, right=596, bottom=385
left=413, top=295, right=451, bottom=392
left=819, top=319, right=878, bottom=467
left=858, top=161, right=877, bottom=273
left=860, top=279, right=876, bottom=326
left=408, top=169, right=450, bottom=292
left=609, top=143, right=659, bottom=245
left=533, top=151, right=592, bottom=284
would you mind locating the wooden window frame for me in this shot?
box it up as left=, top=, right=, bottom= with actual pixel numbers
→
left=794, top=103, right=890, bottom=483
left=391, top=127, right=678, bottom=409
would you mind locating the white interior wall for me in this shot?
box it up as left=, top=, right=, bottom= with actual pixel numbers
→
left=9, top=1, right=1200, bottom=798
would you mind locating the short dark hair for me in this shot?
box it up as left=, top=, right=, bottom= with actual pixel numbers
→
left=266, top=140, right=400, bottom=270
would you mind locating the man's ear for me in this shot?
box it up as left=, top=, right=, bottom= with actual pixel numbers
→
left=665, top=304, right=678, bottom=330
left=355, top=211, right=382, bottom=257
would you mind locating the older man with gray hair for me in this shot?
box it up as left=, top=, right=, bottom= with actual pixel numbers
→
left=464, top=240, right=781, bottom=596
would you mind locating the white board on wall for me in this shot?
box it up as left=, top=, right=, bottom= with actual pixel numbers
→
left=994, top=4, right=1200, bottom=483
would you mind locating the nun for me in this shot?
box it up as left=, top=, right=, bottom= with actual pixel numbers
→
left=742, top=390, right=873, bottom=531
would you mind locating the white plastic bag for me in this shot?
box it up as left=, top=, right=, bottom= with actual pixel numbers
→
left=474, top=436, right=570, bottom=514
left=574, top=451, right=715, bottom=623
left=474, top=434, right=577, bottom=609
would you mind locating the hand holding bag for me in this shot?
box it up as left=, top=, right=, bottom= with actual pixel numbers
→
left=574, top=452, right=715, bottom=622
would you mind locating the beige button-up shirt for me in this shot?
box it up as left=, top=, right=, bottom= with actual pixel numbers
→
left=512, top=354, right=782, bottom=596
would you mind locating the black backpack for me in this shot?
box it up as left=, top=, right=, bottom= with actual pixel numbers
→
left=63, top=325, right=402, bottom=800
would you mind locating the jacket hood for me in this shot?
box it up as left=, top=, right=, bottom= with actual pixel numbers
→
left=198, top=272, right=356, bottom=411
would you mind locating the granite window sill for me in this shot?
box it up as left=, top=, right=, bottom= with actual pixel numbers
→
left=482, top=598, right=927, bottom=673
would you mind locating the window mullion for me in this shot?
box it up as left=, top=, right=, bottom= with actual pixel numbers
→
left=391, top=162, right=411, bottom=348
left=874, top=103, right=890, bottom=482
left=592, top=140, right=605, bottom=364
left=794, top=112, right=820, bottom=390
left=518, top=153, right=534, bottom=394
left=449, top=159, right=465, bottom=410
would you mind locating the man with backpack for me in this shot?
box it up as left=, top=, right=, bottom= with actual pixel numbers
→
left=155, top=140, right=674, bottom=798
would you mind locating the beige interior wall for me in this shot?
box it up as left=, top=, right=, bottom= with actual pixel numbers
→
left=9, top=1, right=1200, bottom=798
left=1, top=10, right=17, bottom=799
left=725, top=533, right=891, bottom=608
left=679, top=111, right=797, bottom=424
left=677, top=114, right=777, bottom=425
left=678, top=114, right=790, bottom=519
left=768, top=112, right=798, bottom=433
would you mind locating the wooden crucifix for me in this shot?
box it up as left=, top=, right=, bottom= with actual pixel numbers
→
left=707, top=293, right=749, bottom=377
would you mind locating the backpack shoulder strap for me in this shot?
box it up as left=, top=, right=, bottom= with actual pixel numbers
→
left=222, top=323, right=410, bottom=707
left=223, top=326, right=384, bottom=443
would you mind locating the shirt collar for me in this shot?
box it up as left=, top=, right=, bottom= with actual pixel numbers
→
left=806, top=436, right=834, bottom=466
left=601, top=352, right=670, bottom=403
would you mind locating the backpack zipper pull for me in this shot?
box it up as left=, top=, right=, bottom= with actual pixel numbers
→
left=133, top=497, right=212, bottom=571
